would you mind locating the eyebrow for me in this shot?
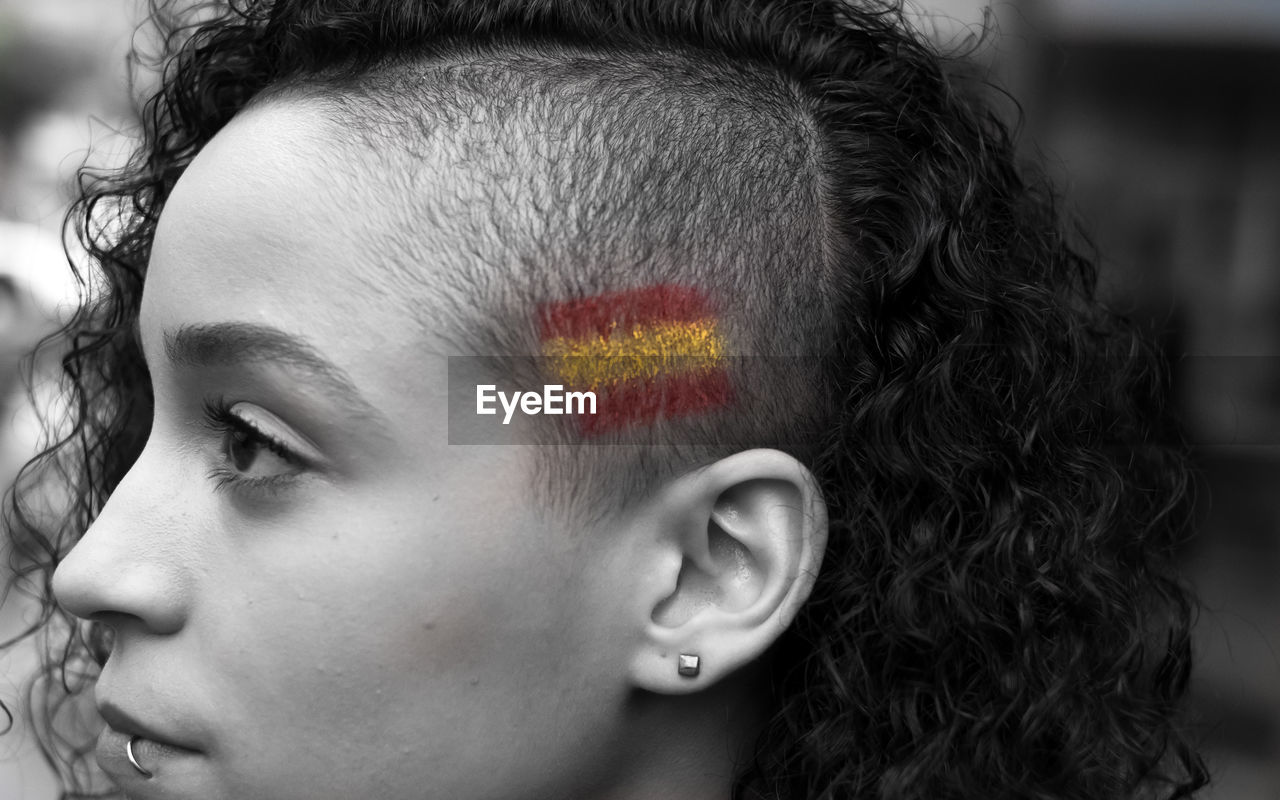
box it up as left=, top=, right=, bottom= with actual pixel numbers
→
left=163, top=322, right=388, bottom=423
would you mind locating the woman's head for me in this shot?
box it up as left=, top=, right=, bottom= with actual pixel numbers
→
left=4, top=1, right=1205, bottom=799
left=48, top=93, right=829, bottom=798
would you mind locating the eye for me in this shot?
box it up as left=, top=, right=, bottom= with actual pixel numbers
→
left=225, top=419, right=297, bottom=477
left=202, top=399, right=309, bottom=493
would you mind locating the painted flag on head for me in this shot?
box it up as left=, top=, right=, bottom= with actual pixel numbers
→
left=538, top=284, right=732, bottom=435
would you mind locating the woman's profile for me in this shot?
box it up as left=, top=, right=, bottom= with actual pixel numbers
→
left=3, top=1, right=1207, bottom=798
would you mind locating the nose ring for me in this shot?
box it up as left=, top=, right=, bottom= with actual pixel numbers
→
left=126, top=735, right=153, bottom=778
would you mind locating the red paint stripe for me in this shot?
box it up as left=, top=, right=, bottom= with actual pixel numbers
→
left=538, top=284, right=714, bottom=342
left=578, top=368, right=733, bottom=436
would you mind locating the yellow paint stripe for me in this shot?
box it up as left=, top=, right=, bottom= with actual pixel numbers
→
left=543, top=319, right=725, bottom=389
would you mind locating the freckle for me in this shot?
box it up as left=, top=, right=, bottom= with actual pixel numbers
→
left=422, top=621, right=435, bottom=631
left=432, top=495, right=439, bottom=502
left=469, top=677, right=480, bottom=686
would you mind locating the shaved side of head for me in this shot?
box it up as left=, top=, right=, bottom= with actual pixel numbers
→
left=259, top=41, right=839, bottom=513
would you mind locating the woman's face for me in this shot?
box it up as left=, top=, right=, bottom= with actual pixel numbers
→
left=52, top=102, right=642, bottom=800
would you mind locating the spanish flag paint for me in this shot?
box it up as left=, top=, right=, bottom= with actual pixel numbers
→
left=538, top=284, right=732, bottom=435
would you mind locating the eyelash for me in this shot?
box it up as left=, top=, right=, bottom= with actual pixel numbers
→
left=201, top=397, right=306, bottom=495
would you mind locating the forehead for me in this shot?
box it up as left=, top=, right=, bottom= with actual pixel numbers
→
left=149, top=100, right=413, bottom=318
left=141, top=100, right=462, bottom=426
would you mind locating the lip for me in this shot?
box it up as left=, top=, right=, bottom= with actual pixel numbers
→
left=96, top=723, right=205, bottom=791
left=97, top=701, right=202, bottom=753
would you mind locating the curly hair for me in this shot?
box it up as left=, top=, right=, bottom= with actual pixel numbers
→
left=2, top=1, right=1207, bottom=798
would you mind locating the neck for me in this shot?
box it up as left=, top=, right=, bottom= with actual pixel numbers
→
left=587, top=678, right=767, bottom=800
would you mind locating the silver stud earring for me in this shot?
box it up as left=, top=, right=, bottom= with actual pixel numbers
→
left=677, top=653, right=700, bottom=678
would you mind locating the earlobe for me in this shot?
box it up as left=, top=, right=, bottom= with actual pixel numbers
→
left=628, top=449, right=827, bottom=695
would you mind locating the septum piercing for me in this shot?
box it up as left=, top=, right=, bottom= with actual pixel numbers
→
left=126, top=735, right=154, bottom=778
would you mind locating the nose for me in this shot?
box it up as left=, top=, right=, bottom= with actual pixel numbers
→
left=52, top=450, right=193, bottom=637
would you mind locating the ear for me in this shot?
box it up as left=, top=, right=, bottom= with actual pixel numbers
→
left=627, top=449, right=827, bottom=694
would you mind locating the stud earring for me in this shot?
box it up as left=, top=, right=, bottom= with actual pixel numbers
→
left=677, top=653, right=700, bottom=677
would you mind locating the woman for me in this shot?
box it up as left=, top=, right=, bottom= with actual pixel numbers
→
left=3, top=1, right=1207, bottom=798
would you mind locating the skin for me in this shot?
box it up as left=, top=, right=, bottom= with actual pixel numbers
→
left=51, top=99, right=828, bottom=800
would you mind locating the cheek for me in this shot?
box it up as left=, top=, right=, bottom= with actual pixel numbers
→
left=187, top=469, right=625, bottom=799
left=205, top=482, right=588, bottom=713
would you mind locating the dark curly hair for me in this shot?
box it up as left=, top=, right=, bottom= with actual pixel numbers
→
left=2, top=1, right=1207, bottom=798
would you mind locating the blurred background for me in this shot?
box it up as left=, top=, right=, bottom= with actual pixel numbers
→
left=1, top=0, right=1278, bottom=797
